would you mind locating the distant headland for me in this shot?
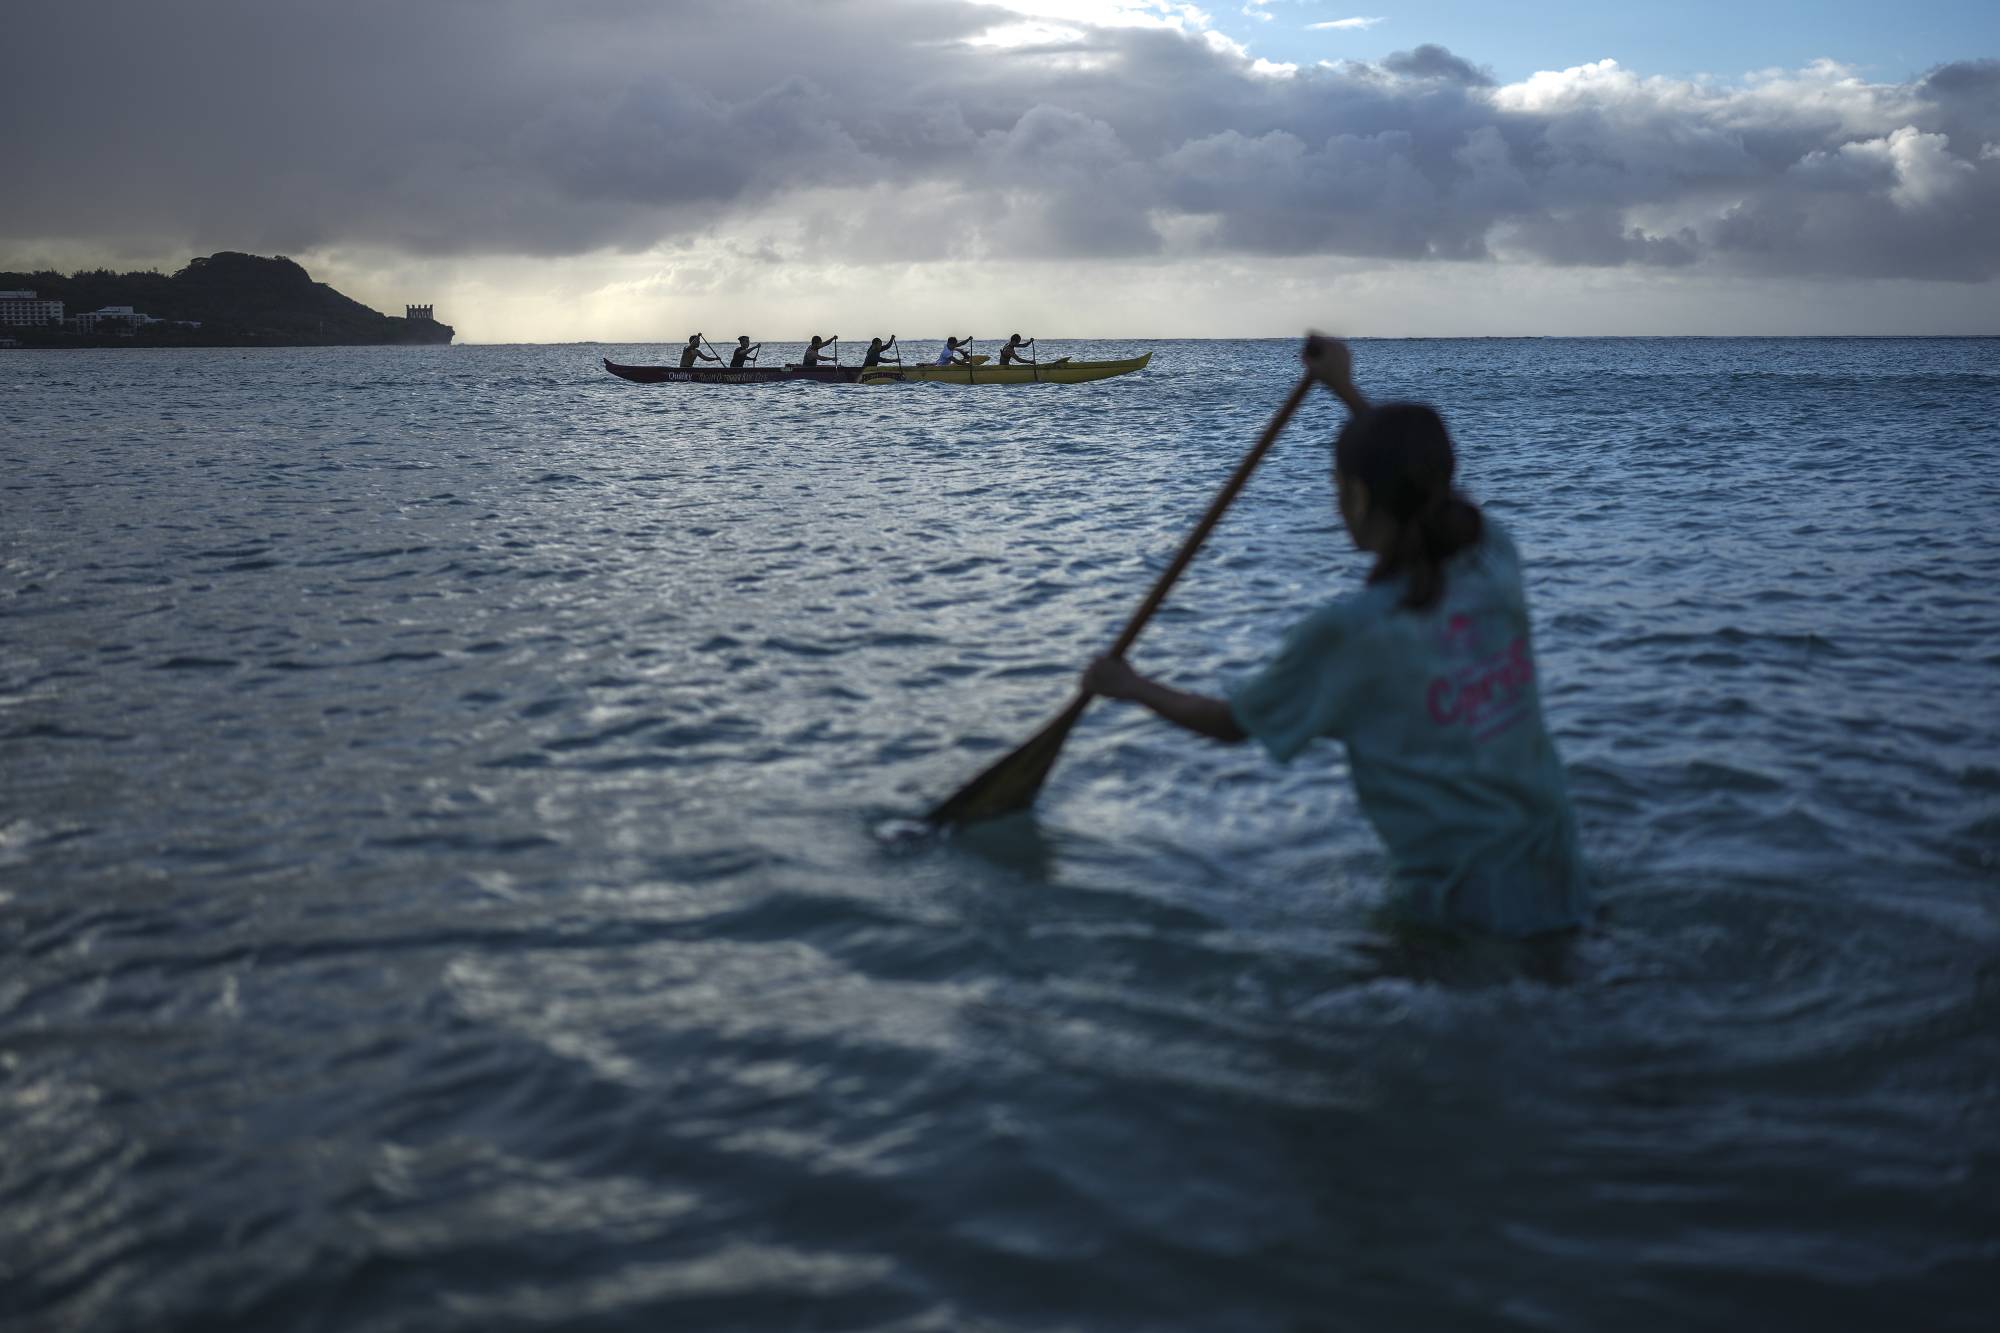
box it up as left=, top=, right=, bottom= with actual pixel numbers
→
left=0, top=252, right=452, bottom=348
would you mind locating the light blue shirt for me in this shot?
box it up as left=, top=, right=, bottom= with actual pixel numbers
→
left=1228, top=522, right=1587, bottom=936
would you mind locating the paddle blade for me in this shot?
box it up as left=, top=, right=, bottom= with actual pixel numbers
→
left=926, top=694, right=1091, bottom=826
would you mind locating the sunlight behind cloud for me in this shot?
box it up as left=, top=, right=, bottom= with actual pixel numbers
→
left=966, top=0, right=1219, bottom=41
left=298, top=243, right=2000, bottom=344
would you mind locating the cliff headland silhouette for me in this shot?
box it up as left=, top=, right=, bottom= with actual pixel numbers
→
left=0, top=252, right=452, bottom=347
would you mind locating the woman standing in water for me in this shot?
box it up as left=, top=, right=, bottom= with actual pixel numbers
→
left=1084, top=336, right=1588, bottom=938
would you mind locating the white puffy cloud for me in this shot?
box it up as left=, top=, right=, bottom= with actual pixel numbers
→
left=1801, top=126, right=1977, bottom=210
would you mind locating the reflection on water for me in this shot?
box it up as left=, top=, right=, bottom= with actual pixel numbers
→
left=2, top=339, right=1997, bottom=1330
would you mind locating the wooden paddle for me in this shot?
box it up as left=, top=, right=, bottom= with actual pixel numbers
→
left=926, top=371, right=1317, bottom=826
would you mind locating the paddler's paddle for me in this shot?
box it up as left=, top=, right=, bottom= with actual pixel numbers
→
left=926, top=370, right=1317, bottom=826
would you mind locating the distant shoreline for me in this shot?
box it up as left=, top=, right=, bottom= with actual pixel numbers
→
left=1, top=333, right=454, bottom=350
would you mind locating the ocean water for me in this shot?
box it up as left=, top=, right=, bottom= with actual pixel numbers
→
left=3, top=337, right=1996, bottom=1331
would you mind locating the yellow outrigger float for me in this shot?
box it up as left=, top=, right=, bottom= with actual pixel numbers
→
left=859, top=351, right=1151, bottom=385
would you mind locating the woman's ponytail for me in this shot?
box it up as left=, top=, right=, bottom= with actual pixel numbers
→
left=1333, top=403, right=1483, bottom=611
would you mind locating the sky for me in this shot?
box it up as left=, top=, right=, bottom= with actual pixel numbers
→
left=3, top=0, right=1997, bottom=340
left=1208, top=1, right=1992, bottom=87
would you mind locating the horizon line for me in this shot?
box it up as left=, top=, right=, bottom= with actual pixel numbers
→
left=456, top=333, right=2000, bottom=344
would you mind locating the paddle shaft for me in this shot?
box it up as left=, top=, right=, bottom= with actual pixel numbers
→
left=922, top=370, right=1317, bottom=825
left=1104, top=372, right=1315, bottom=659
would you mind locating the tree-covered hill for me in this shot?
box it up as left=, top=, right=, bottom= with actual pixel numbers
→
left=1, top=252, right=453, bottom=345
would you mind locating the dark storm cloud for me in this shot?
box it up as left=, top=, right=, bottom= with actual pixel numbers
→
left=3, top=1, right=1995, bottom=279
left=1381, top=44, right=1495, bottom=87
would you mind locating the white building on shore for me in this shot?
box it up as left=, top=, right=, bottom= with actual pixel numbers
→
left=71, top=305, right=161, bottom=334
left=0, top=290, right=65, bottom=327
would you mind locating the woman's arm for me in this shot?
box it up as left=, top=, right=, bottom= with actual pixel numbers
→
left=1083, top=656, right=1247, bottom=744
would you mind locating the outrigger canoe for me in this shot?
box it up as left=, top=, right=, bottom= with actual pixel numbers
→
left=859, top=352, right=1150, bottom=385
left=602, top=351, right=1150, bottom=386
left=602, top=358, right=862, bottom=384
left=601, top=354, right=991, bottom=385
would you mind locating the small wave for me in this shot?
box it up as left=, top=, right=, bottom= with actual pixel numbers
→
left=151, top=655, right=238, bottom=670
left=2, top=722, right=133, bottom=743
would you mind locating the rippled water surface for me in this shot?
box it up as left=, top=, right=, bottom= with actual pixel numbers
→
left=4, top=338, right=1998, bottom=1330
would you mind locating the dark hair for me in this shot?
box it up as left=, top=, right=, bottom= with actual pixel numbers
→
left=1333, top=402, right=1484, bottom=611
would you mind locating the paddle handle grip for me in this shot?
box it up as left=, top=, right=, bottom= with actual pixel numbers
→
left=1107, top=372, right=1317, bottom=658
